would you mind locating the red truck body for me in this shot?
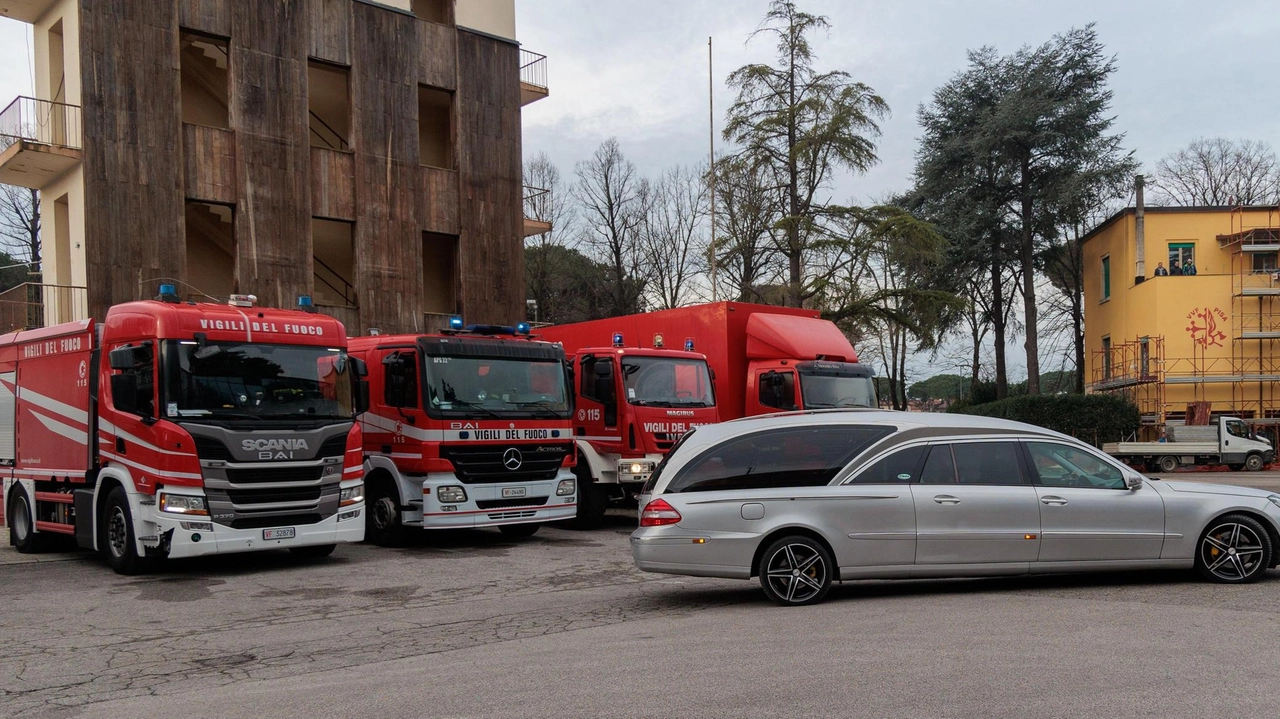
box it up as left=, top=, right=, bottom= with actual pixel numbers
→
left=348, top=327, right=577, bottom=542
left=2, top=295, right=367, bottom=573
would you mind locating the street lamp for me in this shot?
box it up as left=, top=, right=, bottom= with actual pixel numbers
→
left=526, top=298, right=538, bottom=323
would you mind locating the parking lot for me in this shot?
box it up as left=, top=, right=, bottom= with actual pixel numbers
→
left=3, top=472, right=1280, bottom=718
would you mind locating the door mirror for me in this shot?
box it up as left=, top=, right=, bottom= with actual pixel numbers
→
left=110, top=374, right=139, bottom=414
left=1124, top=473, right=1143, bottom=491
left=594, top=361, right=613, bottom=379
left=108, top=345, right=140, bottom=371
left=354, top=378, right=371, bottom=415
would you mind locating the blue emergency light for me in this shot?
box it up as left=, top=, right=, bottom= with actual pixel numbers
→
left=516, top=322, right=531, bottom=335
left=612, top=332, right=624, bottom=347
left=685, top=338, right=695, bottom=352
left=157, top=283, right=180, bottom=303
left=449, top=315, right=465, bottom=330
left=297, top=295, right=313, bottom=307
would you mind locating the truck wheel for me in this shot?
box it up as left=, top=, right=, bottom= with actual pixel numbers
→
left=289, top=544, right=336, bottom=560
left=1245, top=454, right=1265, bottom=472
left=1227, top=463, right=1245, bottom=472
left=498, top=523, right=540, bottom=538
left=1158, top=456, right=1179, bottom=473
left=565, top=478, right=608, bottom=530
left=366, top=480, right=408, bottom=547
left=8, top=486, right=47, bottom=553
left=101, top=487, right=153, bottom=575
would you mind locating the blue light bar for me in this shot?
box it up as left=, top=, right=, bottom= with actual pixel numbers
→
left=685, top=338, right=695, bottom=352
left=516, top=322, right=531, bottom=335
left=449, top=315, right=464, bottom=330
left=159, top=283, right=177, bottom=297
left=297, top=295, right=313, bottom=307
left=612, top=332, right=624, bottom=347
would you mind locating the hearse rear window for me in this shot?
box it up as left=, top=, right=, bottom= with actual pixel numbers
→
left=665, top=425, right=894, bottom=493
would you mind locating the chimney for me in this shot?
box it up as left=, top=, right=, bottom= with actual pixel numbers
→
left=1134, top=175, right=1146, bottom=284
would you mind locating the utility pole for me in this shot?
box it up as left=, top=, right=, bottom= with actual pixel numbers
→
left=708, top=36, right=717, bottom=302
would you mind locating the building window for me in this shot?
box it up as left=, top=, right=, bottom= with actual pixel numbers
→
left=1168, top=243, right=1195, bottom=274
left=184, top=202, right=235, bottom=299
left=312, top=219, right=356, bottom=307
left=308, top=60, right=351, bottom=151
left=412, top=0, right=453, bottom=24
left=418, top=86, right=453, bottom=169
left=1101, top=336, right=1112, bottom=381
left=179, top=31, right=230, bottom=129
left=422, top=231, right=458, bottom=314
left=1101, top=255, right=1110, bottom=300
left=1252, top=252, right=1278, bottom=273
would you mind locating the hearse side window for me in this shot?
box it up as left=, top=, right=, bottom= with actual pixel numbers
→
left=1025, top=441, right=1125, bottom=489
left=847, top=445, right=927, bottom=484
left=642, top=428, right=697, bottom=495
left=665, top=425, right=893, bottom=493
left=953, top=441, right=1024, bottom=485
left=919, top=445, right=957, bottom=484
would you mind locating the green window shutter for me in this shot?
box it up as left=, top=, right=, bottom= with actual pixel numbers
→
left=1102, top=256, right=1111, bottom=298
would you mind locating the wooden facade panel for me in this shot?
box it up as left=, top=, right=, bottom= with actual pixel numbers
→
left=308, top=0, right=351, bottom=66
left=230, top=2, right=312, bottom=309
left=351, top=2, right=422, bottom=334
left=183, top=124, right=236, bottom=204
left=311, top=147, right=356, bottom=221
left=178, top=0, right=232, bottom=37
left=456, top=30, right=523, bottom=325
left=418, top=19, right=457, bottom=91
left=81, top=0, right=185, bottom=317
left=420, top=166, right=459, bottom=235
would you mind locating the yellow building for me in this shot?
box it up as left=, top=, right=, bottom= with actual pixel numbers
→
left=1083, top=203, right=1280, bottom=431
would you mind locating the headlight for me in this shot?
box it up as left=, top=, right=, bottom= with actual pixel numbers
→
left=556, top=479, right=575, bottom=496
left=620, top=461, right=655, bottom=476
left=340, top=484, right=364, bottom=507
left=438, top=486, right=467, bottom=504
left=160, top=493, right=207, bottom=515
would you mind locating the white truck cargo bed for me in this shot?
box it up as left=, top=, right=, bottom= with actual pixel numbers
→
left=1103, top=441, right=1219, bottom=455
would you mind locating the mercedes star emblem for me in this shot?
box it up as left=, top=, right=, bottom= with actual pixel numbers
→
left=503, top=447, right=523, bottom=470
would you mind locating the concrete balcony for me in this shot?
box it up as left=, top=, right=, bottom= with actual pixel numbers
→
left=0, top=0, right=58, bottom=23
left=523, top=185, right=552, bottom=237
left=520, top=49, right=548, bottom=106
left=0, top=96, right=82, bottom=189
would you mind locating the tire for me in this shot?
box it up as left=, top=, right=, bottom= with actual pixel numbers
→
left=1158, top=455, right=1179, bottom=473
left=1195, top=513, right=1273, bottom=584
left=289, top=544, right=336, bottom=560
left=1245, top=454, right=1265, bottom=472
left=1227, top=464, right=1245, bottom=472
left=101, top=487, right=153, bottom=575
left=365, top=479, right=408, bottom=547
left=8, top=486, right=47, bottom=554
left=498, top=523, right=540, bottom=538
left=757, top=535, right=834, bottom=606
left=565, top=466, right=608, bottom=530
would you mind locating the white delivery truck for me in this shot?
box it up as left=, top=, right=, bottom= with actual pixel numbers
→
left=1104, top=417, right=1274, bottom=473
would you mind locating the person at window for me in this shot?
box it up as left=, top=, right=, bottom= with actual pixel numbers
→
left=1169, top=262, right=1183, bottom=276
left=1182, top=259, right=1197, bottom=276
left=1154, top=262, right=1168, bottom=276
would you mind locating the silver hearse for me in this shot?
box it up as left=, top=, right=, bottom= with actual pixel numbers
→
left=631, top=411, right=1280, bottom=605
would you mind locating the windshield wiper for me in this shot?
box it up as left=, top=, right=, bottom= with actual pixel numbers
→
left=512, top=400, right=568, bottom=417
left=634, top=400, right=674, bottom=407
left=445, top=398, right=506, bottom=419
left=671, top=401, right=710, bottom=407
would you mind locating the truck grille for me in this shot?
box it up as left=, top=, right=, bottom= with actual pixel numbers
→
left=193, top=435, right=348, bottom=462
left=225, top=466, right=326, bottom=485
left=226, top=484, right=327, bottom=506
left=440, top=444, right=571, bottom=484
left=475, top=496, right=549, bottom=510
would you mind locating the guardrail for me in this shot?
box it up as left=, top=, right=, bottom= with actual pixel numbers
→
left=520, top=49, right=547, bottom=90
left=0, top=96, right=82, bottom=151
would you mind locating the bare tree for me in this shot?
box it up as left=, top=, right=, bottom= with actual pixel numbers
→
left=523, top=152, right=575, bottom=322
left=638, top=165, right=709, bottom=310
left=1151, top=138, right=1280, bottom=206
left=574, top=138, right=646, bottom=315
left=0, top=185, right=40, bottom=290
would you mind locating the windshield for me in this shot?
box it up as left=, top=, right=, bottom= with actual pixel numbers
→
left=799, top=374, right=876, bottom=409
left=424, top=357, right=570, bottom=417
left=621, top=357, right=715, bottom=407
left=163, top=341, right=353, bottom=420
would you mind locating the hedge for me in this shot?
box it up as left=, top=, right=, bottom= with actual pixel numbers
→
left=949, top=393, right=1139, bottom=446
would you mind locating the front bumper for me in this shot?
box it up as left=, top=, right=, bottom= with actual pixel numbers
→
left=148, top=502, right=365, bottom=559
left=418, top=470, right=577, bottom=529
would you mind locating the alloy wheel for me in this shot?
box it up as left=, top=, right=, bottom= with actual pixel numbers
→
left=1200, top=522, right=1266, bottom=581
left=764, top=542, right=828, bottom=604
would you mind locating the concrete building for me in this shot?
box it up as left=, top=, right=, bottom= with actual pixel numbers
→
left=0, top=0, right=549, bottom=333
left=1083, top=199, right=1280, bottom=431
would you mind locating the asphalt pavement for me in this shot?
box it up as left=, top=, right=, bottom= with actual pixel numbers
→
left=3, top=471, right=1280, bottom=718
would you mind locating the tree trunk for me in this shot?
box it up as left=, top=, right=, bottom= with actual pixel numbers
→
left=990, top=239, right=1008, bottom=399
left=1071, top=228, right=1085, bottom=394
left=970, top=314, right=982, bottom=399
left=785, top=34, right=802, bottom=308
left=1020, top=158, right=1040, bottom=395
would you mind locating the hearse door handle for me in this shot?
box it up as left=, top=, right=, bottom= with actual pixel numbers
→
left=1040, top=496, right=1068, bottom=506
left=933, top=495, right=960, bottom=505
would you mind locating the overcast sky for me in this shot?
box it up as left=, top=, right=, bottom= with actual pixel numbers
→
left=2, top=2, right=1277, bottom=381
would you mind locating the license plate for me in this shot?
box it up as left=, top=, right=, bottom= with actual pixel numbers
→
left=501, top=487, right=527, bottom=499
left=263, top=527, right=296, bottom=540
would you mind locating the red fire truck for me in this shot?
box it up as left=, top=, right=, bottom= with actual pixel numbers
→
left=540, top=302, right=876, bottom=526
left=349, top=318, right=577, bottom=544
left=1, top=286, right=369, bottom=574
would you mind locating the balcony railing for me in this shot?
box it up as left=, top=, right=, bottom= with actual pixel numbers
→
left=0, top=283, right=89, bottom=334
left=519, top=49, right=548, bottom=106
left=0, top=96, right=82, bottom=151
left=523, top=185, right=553, bottom=237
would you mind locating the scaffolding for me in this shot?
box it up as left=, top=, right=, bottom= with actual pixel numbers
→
left=1224, top=208, right=1280, bottom=424
left=1090, top=336, right=1164, bottom=425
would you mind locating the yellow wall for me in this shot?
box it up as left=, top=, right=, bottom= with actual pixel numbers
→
left=1083, top=207, right=1280, bottom=414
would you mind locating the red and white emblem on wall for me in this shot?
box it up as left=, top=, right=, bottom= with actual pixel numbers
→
left=1186, top=307, right=1228, bottom=348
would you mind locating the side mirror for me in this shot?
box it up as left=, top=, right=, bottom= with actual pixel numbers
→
left=108, top=346, right=137, bottom=371
left=594, top=361, right=613, bottom=379
left=350, top=356, right=368, bottom=378
left=381, top=352, right=401, bottom=366
left=110, top=374, right=139, bottom=414
left=1125, top=473, right=1143, bottom=491
left=354, top=378, right=370, bottom=415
